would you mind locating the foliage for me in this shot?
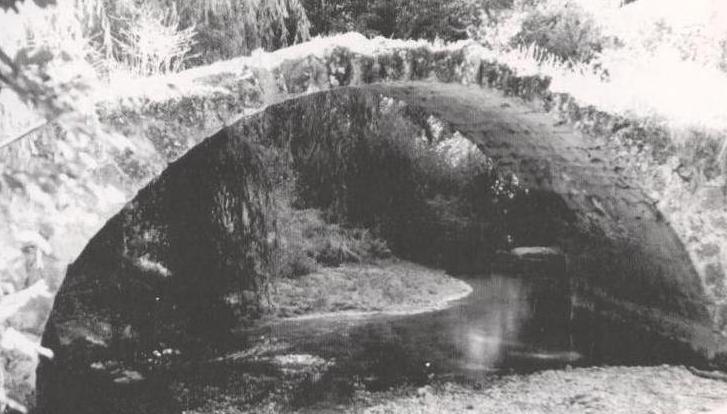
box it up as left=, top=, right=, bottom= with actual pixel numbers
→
left=0, top=0, right=99, bottom=144
left=284, top=96, right=523, bottom=274
left=0, top=0, right=55, bottom=12
left=599, top=0, right=727, bottom=73
left=270, top=193, right=392, bottom=280
left=108, top=2, right=196, bottom=77
left=474, top=0, right=727, bottom=74
left=301, top=0, right=480, bottom=41
left=471, top=0, right=727, bottom=133
left=174, top=0, right=311, bottom=64
left=0, top=0, right=312, bottom=148
left=512, top=1, right=606, bottom=63
left=75, top=0, right=311, bottom=71
left=473, top=0, right=610, bottom=63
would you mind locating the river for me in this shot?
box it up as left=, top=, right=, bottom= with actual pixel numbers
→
left=166, top=271, right=703, bottom=412
left=227, top=272, right=700, bottom=410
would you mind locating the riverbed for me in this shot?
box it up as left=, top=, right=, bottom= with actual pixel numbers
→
left=171, top=270, right=715, bottom=413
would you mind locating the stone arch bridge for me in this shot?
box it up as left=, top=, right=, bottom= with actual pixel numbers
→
left=4, top=34, right=724, bottom=412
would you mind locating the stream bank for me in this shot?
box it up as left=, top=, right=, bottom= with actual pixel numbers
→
left=267, top=259, right=473, bottom=320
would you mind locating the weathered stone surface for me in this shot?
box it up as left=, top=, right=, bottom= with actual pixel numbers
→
left=8, top=36, right=726, bottom=336
left=36, top=132, right=273, bottom=414
left=3, top=344, right=39, bottom=410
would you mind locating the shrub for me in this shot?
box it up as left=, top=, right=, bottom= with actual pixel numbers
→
left=289, top=101, right=524, bottom=273
left=301, top=0, right=480, bottom=42
left=176, top=0, right=311, bottom=65
left=112, top=3, right=195, bottom=77
left=87, top=0, right=311, bottom=70
left=0, top=0, right=99, bottom=135
left=512, top=1, right=605, bottom=63
left=474, top=0, right=609, bottom=64
left=268, top=191, right=392, bottom=279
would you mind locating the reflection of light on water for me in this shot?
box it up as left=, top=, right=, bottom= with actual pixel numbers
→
left=458, top=276, right=532, bottom=371
left=463, top=327, right=503, bottom=370
left=509, top=350, right=583, bottom=363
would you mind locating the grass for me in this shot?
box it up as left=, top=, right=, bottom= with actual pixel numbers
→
left=269, top=201, right=393, bottom=280
left=267, top=259, right=472, bottom=319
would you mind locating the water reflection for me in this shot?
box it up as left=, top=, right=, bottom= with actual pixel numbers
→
left=265, top=273, right=577, bottom=389
left=191, top=271, right=705, bottom=411
left=455, top=276, right=533, bottom=371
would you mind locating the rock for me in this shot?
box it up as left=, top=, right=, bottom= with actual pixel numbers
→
left=2, top=336, right=40, bottom=410
left=697, top=243, right=721, bottom=259
left=416, top=385, right=432, bottom=398
left=279, top=55, right=330, bottom=94
left=494, top=246, right=567, bottom=279
left=112, top=370, right=144, bottom=385
left=510, top=246, right=563, bottom=259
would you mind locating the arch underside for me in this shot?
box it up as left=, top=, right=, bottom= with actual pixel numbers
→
left=365, top=83, right=708, bottom=315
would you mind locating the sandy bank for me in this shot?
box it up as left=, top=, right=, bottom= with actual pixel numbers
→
left=267, top=259, right=472, bottom=321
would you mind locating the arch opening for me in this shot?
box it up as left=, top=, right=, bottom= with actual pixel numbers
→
left=36, top=84, right=716, bottom=413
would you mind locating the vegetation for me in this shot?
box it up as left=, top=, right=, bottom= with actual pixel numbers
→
left=3, top=0, right=727, bottom=411
left=334, top=111, right=521, bottom=273
left=270, top=202, right=392, bottom=280
left=301, top=0, right=481, bottom=41
left=269, top=260, right=470, bottom=318
left=0, top=0, right=312, bottom=149
left=473, top=0, right=610, bottom=63
left=475, top=0, right=727, bottom=129
left=261, top=93, right=524, bottom=275
left=263, top=97, right=522, bottom=279
left=172, top=0, right=311, bottom=65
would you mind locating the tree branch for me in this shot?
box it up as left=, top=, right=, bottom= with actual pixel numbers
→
left=0, top=118, right=49, bottom=150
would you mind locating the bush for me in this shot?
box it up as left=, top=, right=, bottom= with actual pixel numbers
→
left=269, top=193, right=392, bottom=279
left=112, top=3, right=195, bottom=77
left=474, top=0, right=609, bottom=64
left=512, top=1, right=605, bottom=63
left=90, top=0, right=311, bottom=69
left=473, top=0, right=727, bottom=132
left=301, top=0, right=480, bottom=42
left=284, top=98, right=523, bottom=273
left=176, top=0, right=311, bottom=65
